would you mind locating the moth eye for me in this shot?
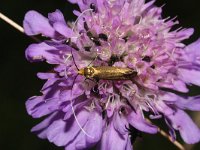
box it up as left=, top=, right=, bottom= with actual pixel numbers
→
left=90, top=68, right=94, bottom=74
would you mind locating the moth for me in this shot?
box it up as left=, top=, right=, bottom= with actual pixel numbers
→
left=78, top=66, right=138, bottom=81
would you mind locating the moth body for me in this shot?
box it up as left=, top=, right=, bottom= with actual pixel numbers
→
left=78, top=66, right=137, bottom=80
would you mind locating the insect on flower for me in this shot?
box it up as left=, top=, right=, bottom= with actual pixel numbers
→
left=66, top=6, right=139, bottom=138
left=22, top=0, right=200, bottom=150
left=67, top=4, right=138, bottom=83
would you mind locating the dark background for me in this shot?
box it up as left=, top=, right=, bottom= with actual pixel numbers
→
left=0, top=0, right=200, bottom=150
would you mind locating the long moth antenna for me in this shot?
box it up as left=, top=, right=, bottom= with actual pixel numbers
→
left=71, top=48, right=80, bottom=71
left=70, top=75, right=94, bottom=138
left=69, top=8, right=97, bottom=138
left=70, top=8, right=94, bottom=71
left=87, top=54, right=98, bottom=67
left=72, top=8, right=93, bottom=33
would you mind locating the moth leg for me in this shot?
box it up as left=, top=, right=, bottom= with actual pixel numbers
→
left=84, top=78, right=99, bottom=94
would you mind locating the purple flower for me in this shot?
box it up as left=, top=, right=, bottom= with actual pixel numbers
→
left=24, top=0, right=200, bottom=149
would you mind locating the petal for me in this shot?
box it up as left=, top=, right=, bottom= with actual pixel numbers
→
left=47, top=9, right=75, bottom=38
left=159, top=93, right=177, bottom=102
left=173, top=80, right=188, bottom=93
left=113, top=112, right=128, bottom=135
left=59, top=89, right=71, bottom=102
left=127, top=110, right=157, bottom=134
left=48, top=9, right=66, bottom=24
left=162, top=93, right=200, bottom=111
left=126, top=138, right=133, bottom=150
left=85, top=111, right=103, bottom=144
left=175, top=96, right=200, bottom=111
left=141, top=0, right=155, bottom=12
left=31, top=112, right=64, bottom=139
left=46, top=119, right=69, bottom=146
left=156, top=100, right=174, bottom=116
left=23, top=10, right=55, bottom=37
left=183, top=38, right=200, bottom=64
left=47, top=109, right=90, bottom=146
left=63, top=99, right=88, bottom=121
left=175, top=28, right=194, bottom=41
left=167, top=110, right=200, bottom=144
left=178, top=68, right=200, bottom=86
left=37, top=72, right=57, bottom=80
left=98, top=122, right=128, bottom=150
left=25, top=42, right=62, bottom=64
left=40, top=78, right=60, bottom=95
left=26, top=96, right=60, bottom=118
left=71, top=82, right=85, bottom=97
left=53, top=22, right=74, bottom=38
left=75, top=111, right=103, bottom=149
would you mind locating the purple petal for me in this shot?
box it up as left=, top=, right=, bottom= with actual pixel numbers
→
left=183, top=38, right=200, bottom=64
left=167, top=110, right=200, bottom=144
left=26, top=96, right=60, bottom=118
left=160, top=93, right=178, bottom=102
left=98, top=122, right=128, bottom=150
left=126, top=138, right=133, bottom=150
left=113, top=112, right=128, bottom=135
left=173, top=80, right=188, bottom=93
left=31, top=112, right=63, bottom=139
left=48, top=9, right=66, bottom=24
left=175, top=28, right=194, bottom=41
left=71, top=82, right=85, bottom=97
left=156, top=101, right=175, bottom=116
left=141, top=0, right=155, bottom=12
left=178, top=68, right=200, bottom=86
left=47, top=9, right=74, bottom=38
left=85, top=111, right=103, bottom=144
left=37, top=72, right=57, bottom=80
left=75, top=111, right=103, bottom=149
left=175, top=96, right=200, bottom=111
left=40, top=78, right=60, bottom=95
left=63, top=99, right=88, bottom=120
left=23, top=10, right=55, bottom=37
left=162, top=93, right=200, bottom=111
left=25, top=42, right=62, bottom=64
left=47, top=109, right=90, bottom=146
left=46, top=119, right=68, bottom=146
left=127, top=110, right=157, bottom=134
left=59, top=89, right=71, bottom=102
left=53, top=22, right=74, bottom=38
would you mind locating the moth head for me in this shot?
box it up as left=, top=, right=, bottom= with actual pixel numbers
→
left=84, top=67, right=95, bottom=78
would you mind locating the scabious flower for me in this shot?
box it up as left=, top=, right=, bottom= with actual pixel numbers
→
left=24, top=0, right=200, bottom=149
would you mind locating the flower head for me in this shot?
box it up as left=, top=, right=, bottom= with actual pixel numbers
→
left=24, top=0, right=200, bottom=149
